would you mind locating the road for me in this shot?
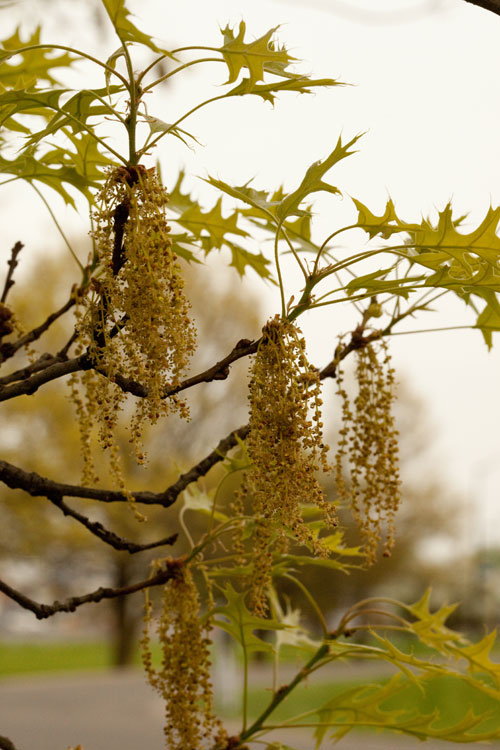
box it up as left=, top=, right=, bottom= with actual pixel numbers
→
left=0, top=668, right=499, bottom=750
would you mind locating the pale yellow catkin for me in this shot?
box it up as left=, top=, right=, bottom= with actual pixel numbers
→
left=334, top=339, right=401, bottom=564
left=141, top=563, right=226, bottom=750
left=69, top=166, right=196, bottom=494
left=243, top=316, right=336, bottom=614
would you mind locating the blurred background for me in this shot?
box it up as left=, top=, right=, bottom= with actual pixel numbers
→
left=1, top=0, right=500, bottom=747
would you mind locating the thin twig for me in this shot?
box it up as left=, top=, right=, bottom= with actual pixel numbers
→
left=0, top=334, right=257, bottom=401
left=0, top=426, right=249, bottom=507
left=1, top=242, right=23, bottom=305
left=319, top=326, right=381, bottom=380
left=0, top=565, right=176, bottom=620
left=46, top=493, right=178, bottom=553
left=0, top=355, right=89, bottom=402
left=463, top=0, right=500, bottom=16
left=0, top=296, right=75, bottom=363
left=105, top=337, right=259, bottom=399
left=0, top=352, right=64, bottom=386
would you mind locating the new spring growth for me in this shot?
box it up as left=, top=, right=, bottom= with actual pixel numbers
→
left=335, top=338, right=401, bottom=564
left=243, top=316, right=337, bottom=614
left=70, top=165, right=196, bottom=490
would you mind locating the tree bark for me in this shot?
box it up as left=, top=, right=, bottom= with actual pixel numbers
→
left=463, top=0, right=500, bottom=17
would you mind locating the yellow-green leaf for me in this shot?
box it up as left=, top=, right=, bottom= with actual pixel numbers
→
left=100, top=0, right=174, bottom=55
left=219, top=22, right=295, bottom=89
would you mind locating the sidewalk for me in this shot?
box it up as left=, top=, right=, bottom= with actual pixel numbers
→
left=0, top=668, right=498, bottom=750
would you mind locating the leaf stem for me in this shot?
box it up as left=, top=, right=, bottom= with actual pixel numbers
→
left=141, top=57, right=223, bottom=91
left=29, top=183, right=83, bottom=270
left=239, top=643, right=330, bottom=742
left=144, top=94, right=228, bottom=153
left=388, top=324, right=479, bottom=336
left=281, top=573, right=329, bottom=637
left=313, top=223, right=360, bottom=274
left=279, top=224, right=308, bottom=279
left=120, top=44, right=139, bottom=165
left=3, top=44, right=129, bottom=85
left=274, top=221, right=287, bottom=318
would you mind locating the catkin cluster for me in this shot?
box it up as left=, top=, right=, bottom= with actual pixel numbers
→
left=334, top=339, right=400, bottom=564
left=141, top=563, right=225, bottom=750
left=70, top=165, right=196, bottom=489
left=242, top=316, right=336, bottom=614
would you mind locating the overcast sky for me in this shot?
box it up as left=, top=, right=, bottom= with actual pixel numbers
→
left=3, top=0, right=500, bottom=547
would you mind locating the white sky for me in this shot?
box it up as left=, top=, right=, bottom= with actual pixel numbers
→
left=3, top=0, right=500, bottom=546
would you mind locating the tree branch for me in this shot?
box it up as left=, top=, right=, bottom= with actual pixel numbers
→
left=0, top=564, right=177, bottom=619
left=103, top=337, right=259, bottom=399
left=0, top=335, right=258, bottom=402
left=0, top=295, right=75, bottom=364
left=46, top=493, right=178, bottom=553
left=319, top=327, right=381, bottom=379
left=0, top=736, right=19, bottom=750
left=1, top=242, right=23, bottom=305
left=463, top=0, right=500, bottom=16
left=0, top=426, right=249, bottom=507
left=0, top=354, right=89, bottom=402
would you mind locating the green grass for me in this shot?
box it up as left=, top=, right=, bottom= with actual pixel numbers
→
left=223, top=675, right=500, bottom=736
left=3, top=642, right=500, bottom=741
left=0, top=640, right=170, bottom=676
left=0, top=641, right=114, bottom=675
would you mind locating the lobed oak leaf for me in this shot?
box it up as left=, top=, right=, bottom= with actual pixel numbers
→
left=100, top=0, right=174, bottom=56
left=219, top=22, right=295, bottom=90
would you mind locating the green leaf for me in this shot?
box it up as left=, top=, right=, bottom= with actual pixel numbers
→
left=346, top=268, right=423, bottom=298
left=181, top=485, right=227, bottom=522
left=25, top=85, right=123, bottom=146
left=353, top=197, right=419, bottom=240
left=166, top=169, right=198, bottom=215
left=219, top=22, right=296, bottom=90
left=104, top=46, right=127, bottom=90
left=226, top=75, right=342, bottom=105
left=476, top=297, right=500, bottom=348
left=205, top=176, right=282, bottom=219
left=175, top=197, right=248, bottom=249
left=100, top=0, right=174, bottom=56
left=59, top=130, right=114, bottom=186
left=277, top=554, right=357, bottom=574
left=142, top=115, right=201, bottom=147
left=168, top=233, right=200, bottom=263
left=225, top=240, right=273, bottom=280
left=406, top=590, right=462, bottom=653
left=354, top=200, right=500, bottom=336
left=453, top=631, right=500, bottom=683
left=0, top=150, right=93, bottom=206
left=314, top=673, right=500, bottom=744
left=211, top=583, right=285, bottom=654
left=277, top=134, right=362, bottom=220
left=0, top=27, right=74, bottom=89
left=0, top=87, right=66, bottom=128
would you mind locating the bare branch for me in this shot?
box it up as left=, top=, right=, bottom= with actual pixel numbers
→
left=104, top=337, right=259, bottom=399
left=1, top=242, right=23, bottom=305
left=46, top=493, right=178, bottom=552
left=0, top=295, right=75, bottom=364
left=165, top=337, right=259, bottom=396
left=0, top=354, right=88, bottom=402
left=0, top=426, right=249, bottom=507
left=0, top=335, right=257, bottom=404
left=0, top=735, right=19, bottom=750
left=0, top=352, right=61, bottom=386
left=0, top=564, right=177, bottom=620
left=319, top=327, right=382, bottom=380
left=463, top=0, right=500, bottom=16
